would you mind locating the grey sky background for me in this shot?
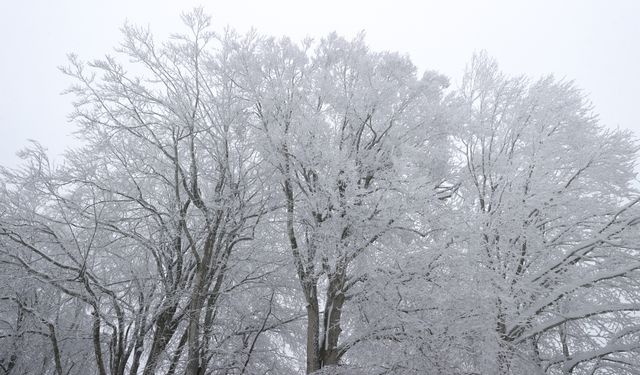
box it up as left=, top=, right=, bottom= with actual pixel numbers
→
left=1, top=0, right=638, bottom=167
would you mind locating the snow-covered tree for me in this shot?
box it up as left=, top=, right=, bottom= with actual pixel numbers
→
left=229, top=31, right=450, bottom=373
left=1, top=10, right=295, bottom=375
left=445, top=52, right=640, bottom=374
left=0, top=10, right=638, bottom=375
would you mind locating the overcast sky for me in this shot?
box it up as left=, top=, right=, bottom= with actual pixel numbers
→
left=1, top=0, right=638, bottom=167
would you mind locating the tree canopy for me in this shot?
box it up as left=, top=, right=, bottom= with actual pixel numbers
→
left=1, top=9, right=639, bottom=375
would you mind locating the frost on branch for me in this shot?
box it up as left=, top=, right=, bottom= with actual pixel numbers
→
left=0, top=10, right=638, bottom=375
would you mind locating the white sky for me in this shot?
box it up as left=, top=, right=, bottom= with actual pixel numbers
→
left=1, top=0, right=638, bottom=166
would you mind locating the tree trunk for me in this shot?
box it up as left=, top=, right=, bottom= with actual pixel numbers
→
left=319, top=273, right=346, bottom=367
left=186, top=231, right=217, bottom=375
left=47, top=324, right=63, bottom=375
left=142, top=304, right=178, bottom=375
left=305, top=288, right=321, bottom=374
